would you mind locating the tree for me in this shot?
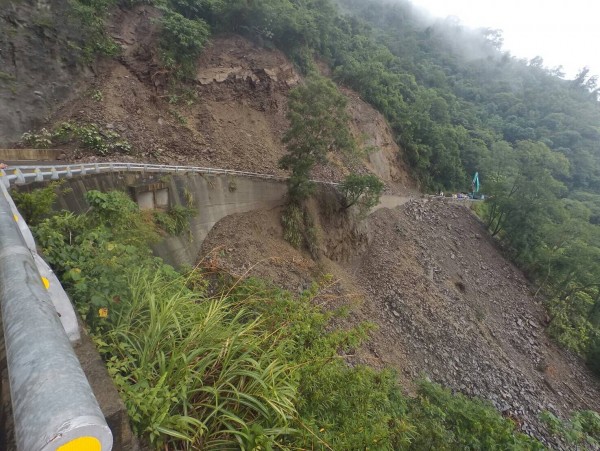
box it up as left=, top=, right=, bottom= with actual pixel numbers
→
left=339, top=174, right=384, bottom=211
left=279, top=75, right=355, bottom=201
left=159, top=10, right=211, bottom=78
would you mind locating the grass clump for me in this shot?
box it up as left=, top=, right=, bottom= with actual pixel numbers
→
left=95, top=269, right=297, bottom=448
left=153, top=205, right=196, bottom=235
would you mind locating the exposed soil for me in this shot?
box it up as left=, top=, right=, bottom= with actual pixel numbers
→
left=17, top=5, right=414, bottom=193
left=200, top=198, right=600, bottom=448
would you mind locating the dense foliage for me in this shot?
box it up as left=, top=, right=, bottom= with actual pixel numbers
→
left=27, top=188, right=544, bottom=449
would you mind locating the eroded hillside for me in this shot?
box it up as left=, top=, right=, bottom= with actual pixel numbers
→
left=5, top=4, right=414, bottom=192
left=200, top=198, right=600, bottom=447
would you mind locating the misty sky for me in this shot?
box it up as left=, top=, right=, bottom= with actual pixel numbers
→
left=410, top=0, right=600, bottom=79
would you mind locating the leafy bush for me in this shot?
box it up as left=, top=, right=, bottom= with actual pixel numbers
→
left=22, top=122, right=132, bottom=155
left=11, top=181, right=69, bottom=225
left=68, top=0, right=120, bottom=61
left=159, top=10, right=210, bottom=78
left=21, top=128, right=53, bottom=148
left=153, top=205, right=196, bottom=235
left=34, top=190, right=158, bottom=326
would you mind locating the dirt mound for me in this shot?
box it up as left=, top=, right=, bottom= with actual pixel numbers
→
left=200, top=198, right=600, bottom=446
left=199, top=207, right=319, bottom=292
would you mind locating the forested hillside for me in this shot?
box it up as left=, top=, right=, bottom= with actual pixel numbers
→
left=333, top=0, right=600, bottom=375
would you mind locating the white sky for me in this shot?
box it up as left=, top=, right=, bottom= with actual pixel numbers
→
left=409, top=0, right=600, bottom=79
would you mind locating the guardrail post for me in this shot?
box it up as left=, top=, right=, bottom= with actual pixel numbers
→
left=35, top=168, right=44, bottom=182
left=0, top=184, right=112, bottom=451
left=50, top=167, right=59, bottom=180
left=14, top=169, right=26, bottom=185
left=66, top=167, right=73, bottom=179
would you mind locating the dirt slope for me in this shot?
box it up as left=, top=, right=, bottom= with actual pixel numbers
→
left=15, top=5, right=414, bottom=192
left=200, top=199, right=600, bottom=447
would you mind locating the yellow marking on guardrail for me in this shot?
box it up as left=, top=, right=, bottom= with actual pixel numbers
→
left=41, top=277, right=50, bottom=290
left=13, top=214, right=19, bottom=222
left=57, top=437, right=101, bottom=451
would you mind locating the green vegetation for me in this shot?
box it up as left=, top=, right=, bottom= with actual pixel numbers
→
left=68, top=0, right=120, bottom=61
left=0, top=70, right=16, bottom=82
left=152, top=204, right=196, bottom=235
left=22, top=121, right=132, bottom=155
left=158, top=10, right=210, bottom=78
left=340, top=173, right=385, bottom=212
left=281, top=202, right=317, bottom=257
left=24, top=186, right=543, bottom=449
left=279, top=74, right=355, bottom=202
left=541, top=409, right=600, bottom=447
left=10, top=181, right=69, bottom=226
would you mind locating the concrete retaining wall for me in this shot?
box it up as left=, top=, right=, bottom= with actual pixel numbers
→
left=20, top=171, right=288, bottom=266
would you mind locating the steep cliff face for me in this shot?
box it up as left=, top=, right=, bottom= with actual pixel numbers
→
left=0, top=0, right=91, bottom=145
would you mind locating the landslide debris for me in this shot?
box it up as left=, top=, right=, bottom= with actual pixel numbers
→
left=9, top=5, right=413, bottom=192
left=350, top=199, right=600, bottom=446
left=200, top=198, right=600, bottom=447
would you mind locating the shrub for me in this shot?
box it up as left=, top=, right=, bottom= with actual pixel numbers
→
left=11, top=181, right=69, bottom=225
left=22, top=122, right=132, bottom=155
left=159, top=10, right=210, bottom=78
left=153, top=205, right=196, bottom=235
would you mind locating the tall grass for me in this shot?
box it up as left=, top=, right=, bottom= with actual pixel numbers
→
left=93, top=269, right=297, bottom=449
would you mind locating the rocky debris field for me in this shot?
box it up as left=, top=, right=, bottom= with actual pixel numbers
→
left=200, top=197, right=600, bottom=447
left=349, top=199, right=600, bottom=447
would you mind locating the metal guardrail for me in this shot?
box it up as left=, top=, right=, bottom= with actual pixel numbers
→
left=0, top=182, right=112, bottom=451
left=0, top=162, right=340, bottom=187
